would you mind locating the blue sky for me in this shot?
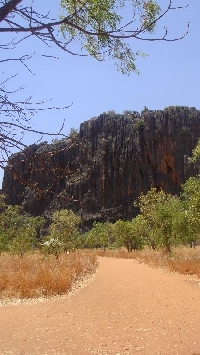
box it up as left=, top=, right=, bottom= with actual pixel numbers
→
left=1, top=0, right=200, bottom=184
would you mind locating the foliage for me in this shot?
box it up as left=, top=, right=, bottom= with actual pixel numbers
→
left=42, top=209, right=81, bottom=258
left=114, top=218, right=145, bottom=252
left=0, top=195, right=6, bottom=212
left=0, top=203, right=45, bottom=256
left=0, top=169, right=199, bottom=259
left=31, top=216, right=46, bottom=238
left=181, top=176, right=200, bottom=246
left=130, top=214, right=149, bottom=246
left=191, top=139, right=200, bottom=162
left=85, top=221, right=115, bottom=250
left=134, top=119, right=144, bottom=129
left=42, top=236, right=64, bottom=260
left=135, top=188, right=188, bottom=253
left=68, top=128, right=79, bottom=139
left=61, top=0, right=161, bottom=74
left=0, top=1, right=186, bottom=78
left=135, top=188, right=166, bottom=250
left=151, top=196, right=187, bottom=253
left=8, top=228, right=36, bottom=258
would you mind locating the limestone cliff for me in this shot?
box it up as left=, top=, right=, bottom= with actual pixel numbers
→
left=2, top=106, right=200, bottom=228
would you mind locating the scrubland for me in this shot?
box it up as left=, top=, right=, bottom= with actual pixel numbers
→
left=0, top=247, right=200, bottom=302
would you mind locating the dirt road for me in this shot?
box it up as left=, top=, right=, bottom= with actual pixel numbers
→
left=0, top=257, right=200, bottom=355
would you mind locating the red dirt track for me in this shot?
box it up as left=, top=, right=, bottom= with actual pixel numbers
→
left=0, top=257, right=200, bottom=355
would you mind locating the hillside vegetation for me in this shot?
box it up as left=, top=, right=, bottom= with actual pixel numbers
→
left=0, top=139, right=199, bottom=301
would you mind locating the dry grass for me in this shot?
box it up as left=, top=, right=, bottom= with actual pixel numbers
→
left=0, top=251, right=97, bottom=301
left=95, top=247, right=200, bottom=278
left=1, top=247, right=199, bottom=302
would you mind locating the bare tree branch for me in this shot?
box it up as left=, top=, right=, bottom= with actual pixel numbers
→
left=0, top=0, right=22, bottom=22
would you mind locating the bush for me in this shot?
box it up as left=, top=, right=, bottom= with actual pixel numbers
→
left=84, top=221, right=115, bottom=250
left=0, top=204, right=45, bottom=255
left=42, top=209, right=81, bottom=257
left=114, top=219, right=145, bottom=252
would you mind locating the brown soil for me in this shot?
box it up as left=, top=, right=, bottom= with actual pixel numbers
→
left=0, top=257, right=200, bottom=355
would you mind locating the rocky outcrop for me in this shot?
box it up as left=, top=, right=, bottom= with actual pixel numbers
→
left=2, top=106, right=200, bottom=228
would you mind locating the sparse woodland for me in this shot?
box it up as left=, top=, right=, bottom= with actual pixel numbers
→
left=0, top=150, right=199, bottom=300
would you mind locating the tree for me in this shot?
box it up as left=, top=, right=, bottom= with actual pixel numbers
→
left=135, top=188, right=167, bottom=250
left=0, top=203, right=45, bottom=256
left=152, top=196, right=187, bottom=253
left=41, top=235, right=64, bottom=260
left=85, top=228, right=100, bottom=249
left=114, top=218, right=145, bottom=252
left=191, top=139, right=200, bottom=163
left=181, top=142, right=200, bottom=246
left=1, top=1, right=188, bottom=73
left=181, top=176, right=200, bottom=246
left=136, top=188, right=187, bottom=253
left=42, top=209, right=81, bottom=258
left=84, top=221, right=115, bottom=250
left=8, top=225, right=36, bottom=257
left=130, top=214, right=148, bottom=249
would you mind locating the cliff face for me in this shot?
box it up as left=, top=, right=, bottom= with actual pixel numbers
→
left=2, top=107, right=200, bottom=228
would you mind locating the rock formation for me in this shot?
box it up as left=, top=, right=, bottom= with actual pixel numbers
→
left=2, top=106, right=200, bottom=228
